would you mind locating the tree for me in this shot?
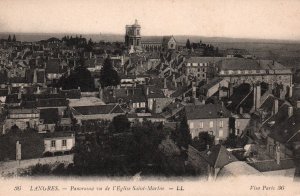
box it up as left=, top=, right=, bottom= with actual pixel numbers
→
left=172, top=116, right=192, bottom=149
left=186, top=39, right=191, bottom=49
left=99, top=57, right=120, bottom=88
left=109, top=115, right=131, bottom=133
left=7, top=35, right=11, bottom=42
left=191, top=132, right=214, bottom=151
left=57, top=66, right=95, bottom=92
left=12, top=34, right=16, bottom=42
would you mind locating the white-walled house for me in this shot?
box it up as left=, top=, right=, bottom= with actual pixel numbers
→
left=43, top=132, right=75, bottom=155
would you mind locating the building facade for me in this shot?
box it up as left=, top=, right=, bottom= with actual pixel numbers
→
left=125, top=20, right=141, bottom=49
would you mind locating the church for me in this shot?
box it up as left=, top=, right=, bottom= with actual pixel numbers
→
left=125, top=20, right=177, bottom=53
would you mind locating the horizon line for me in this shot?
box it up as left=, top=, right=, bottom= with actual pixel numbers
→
left=1, top=31, right=300, bottom=43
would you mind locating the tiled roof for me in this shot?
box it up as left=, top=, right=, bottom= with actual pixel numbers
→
left=21, top=98, right=69, bottom=108
left=40, top=108, right=59, bottom=124
left=217, top=58, right=261, bottom=70
left=217, top=58, right=290, bottom=71
left=185, top=103, right=231, bottom=120
left=72, top=104, right=124, bottom=115
left=200, top=77, right=224, bottom=90
left=9, top=108, right=39, bottom=114
left=36, top=70, right=45, bottom=83
left=5, top=94, right=20, bottom=104
left=103, top=87, right=147, bottom=103
left=185, top=57, right=225, bottom=64
left=45, top=59, right=60, bottom=73
left=0, top=89, right=8, bottom=97
left=43, top=131, right=74, bottom=139
left=269, top=108, right=300, bottom=144
left=145, top=85, right=166, bottom=98
left=248, top=158, right=298, bottom=172
left=199, top=144, right=238, bottom=168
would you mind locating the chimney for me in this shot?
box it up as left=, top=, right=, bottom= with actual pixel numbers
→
left=288, top=106, right=293, bottom=118
left=99, top=87, right=103, bottom=100
left=275, top=143, right=280, bottom=165
left=255, top=84, right=261, bottom=110
left=297, top=100, right=300, bottom=109
left=112, top=89, right=116, bottom=98
left=172, top=74, right=176, bottom=83
left=192, top=86, right=196, bottom=98
left=229, top=83, right=234, bottom=97
left=164, top=78, right=167, bottom=89
left=18, top=90, right=22, bottom=100
left=8, top=85, right=11, bottom=95
left=273, top=99, right=279, bottom=114
left=16, top=141, right=21, bottom=160
left=239, top=107, right=243, bottom=115
left=153, top=99, right=157, bottom=113
left=33, top=69, right=37, bottom=84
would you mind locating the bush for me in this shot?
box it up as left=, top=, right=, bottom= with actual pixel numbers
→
left=30, top=164, right=51, bottom=176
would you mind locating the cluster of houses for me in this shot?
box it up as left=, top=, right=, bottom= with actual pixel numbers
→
left=0, top=21, right=299, bottom=179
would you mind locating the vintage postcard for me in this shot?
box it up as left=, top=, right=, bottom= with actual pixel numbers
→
left=0, top=0, right=299, bottom=195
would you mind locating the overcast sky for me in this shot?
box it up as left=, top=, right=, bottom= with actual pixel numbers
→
left=0, top=0, right=300, bottom=40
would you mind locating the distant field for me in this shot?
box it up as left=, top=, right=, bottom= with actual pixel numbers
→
left=1, top=33, right=300, bottom=69
left=209, top=42, right=300, bottom=69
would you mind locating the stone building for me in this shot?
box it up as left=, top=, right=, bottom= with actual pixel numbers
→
left=185, top=103, right=232, bottom=143
left=125, top=20, right=142, bottom=50
left=216, top=58, right=293, bottom=98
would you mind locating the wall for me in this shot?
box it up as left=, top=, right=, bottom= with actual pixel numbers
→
left=75, top=113, right=124, bottom=123
left=0, top=154, right=74, bottom=176
left=44, top=137, right=75, bottom=153
left=188, top=118, right=230, bottom=140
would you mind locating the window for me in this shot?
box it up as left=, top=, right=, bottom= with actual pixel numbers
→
left=62, top=140, right=67, bottom=147
left=209, top=121, right=214, bottom=128
left=236, top=121, right=240, bottom=128
left=219, top=120, right=224, bottom=128
left=51, top=140, right=56, bottom=148
left=199, top=122, right=204, bottom=129
left=189, top=122, right=194, bottom=129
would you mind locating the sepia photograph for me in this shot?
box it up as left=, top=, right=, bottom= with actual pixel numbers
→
left=0, top=0, right=299, bottom=195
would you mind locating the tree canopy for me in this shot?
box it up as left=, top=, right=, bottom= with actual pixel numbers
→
left=109, top=115, right=131, bottom=133
left=186, top=39, right=191, bottom=49
left=57, top=66, right=95, bottom=92
left=99, top=57, right=120, bottom=88
left=171, top=116, right=192, bottom=149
